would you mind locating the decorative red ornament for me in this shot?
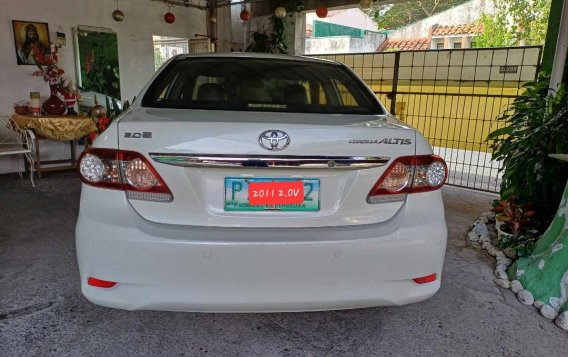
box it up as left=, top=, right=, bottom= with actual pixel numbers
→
left=88, top=131, right=98, bottom=142
left=97, top=116, right=111, bottom=132
left=164, top=12, right=175, bottom=24
left=240, top=9, right=251, bottom=21
left=316, top=6, right=328, bottom=18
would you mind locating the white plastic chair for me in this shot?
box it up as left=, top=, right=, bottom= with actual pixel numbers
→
left=0, top=115, right=35, bottom=186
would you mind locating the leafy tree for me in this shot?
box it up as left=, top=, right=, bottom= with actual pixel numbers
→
left=154, top=49, right=164, bottom=71
left=363, top=0, right=469, bottom=30
left=473, top=0, right=551, bottom=47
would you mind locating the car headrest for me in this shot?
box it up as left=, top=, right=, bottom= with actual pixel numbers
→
left=283, top=84, right=307, bottom=105
left=197, top=83, right=224, bottom=101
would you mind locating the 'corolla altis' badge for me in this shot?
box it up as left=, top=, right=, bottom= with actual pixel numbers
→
left=259, top=130, right=290, bottom=151
left=349, top=138, right=411, bottom=145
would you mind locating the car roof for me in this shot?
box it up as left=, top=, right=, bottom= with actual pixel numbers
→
left=175, top=52, right=340, bottom=65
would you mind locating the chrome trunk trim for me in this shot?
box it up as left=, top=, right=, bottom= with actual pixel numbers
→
left=149, top=153, right=390, bottom=170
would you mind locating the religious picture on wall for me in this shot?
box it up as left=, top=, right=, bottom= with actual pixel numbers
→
left=75, top=29, right=121, bottom=100
left=13, top=20, right=50, bottom=65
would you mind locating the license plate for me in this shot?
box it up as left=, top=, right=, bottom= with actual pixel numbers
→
left=224, top=177, right=320, bottom=211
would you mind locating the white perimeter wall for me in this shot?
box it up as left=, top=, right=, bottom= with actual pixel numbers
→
left=0, top=0, right=205, bottom=173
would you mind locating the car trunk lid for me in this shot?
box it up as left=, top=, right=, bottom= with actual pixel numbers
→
left=117, top=108, right=416, bottom=228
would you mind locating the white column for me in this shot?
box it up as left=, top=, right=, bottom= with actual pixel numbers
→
left=293, top=12, right=306, bottom=55
left=550, top=0, right=568, bottom=92
left=216, top=3, right=232, bottom=52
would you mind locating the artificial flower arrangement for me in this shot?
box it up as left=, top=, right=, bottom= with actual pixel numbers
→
left=30, top=43, right=81, bottom=115
left=31, top=43, right=65, bottom=86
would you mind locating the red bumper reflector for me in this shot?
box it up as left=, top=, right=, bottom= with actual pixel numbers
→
left=88, top=277, right=117, bottom=288
left=413, top=274, right=437, bottom=284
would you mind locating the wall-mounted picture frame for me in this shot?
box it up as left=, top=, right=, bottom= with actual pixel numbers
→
left=73, top=26, right=121, bottom=101
left=13, top=20, right=50, bottom=65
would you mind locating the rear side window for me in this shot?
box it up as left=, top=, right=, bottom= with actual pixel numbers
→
left=141, top=57, right=384, bottom=115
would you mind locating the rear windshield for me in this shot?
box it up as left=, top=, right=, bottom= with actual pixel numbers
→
left=141, top=57, right=384, bottom=115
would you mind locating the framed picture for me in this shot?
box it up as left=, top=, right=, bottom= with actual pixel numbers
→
left=73, top=27, right=121, bottom=100
left=13, top=20, right=50, bottom=65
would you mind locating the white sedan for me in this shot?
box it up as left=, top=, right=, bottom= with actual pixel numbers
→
left=76, top=53, right=448, bottom=312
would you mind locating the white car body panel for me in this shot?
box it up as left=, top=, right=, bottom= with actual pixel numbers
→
left=77, top=185, right=446, bottom=312
left=77, top=54, right=447, bottom=312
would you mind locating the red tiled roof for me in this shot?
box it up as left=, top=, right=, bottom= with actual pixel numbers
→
left=431, top=23, right=482, bottom=36
left=376, top=38, right=430, bottom=52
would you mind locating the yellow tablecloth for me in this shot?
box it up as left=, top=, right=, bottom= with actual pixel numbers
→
left=11, top=114, right=97, bottom=141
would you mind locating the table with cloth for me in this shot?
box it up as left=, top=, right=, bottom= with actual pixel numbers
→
left=11, top=114, right=97, bottom=178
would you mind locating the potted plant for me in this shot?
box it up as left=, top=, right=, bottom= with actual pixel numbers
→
left=492, top=197, right=535, bottom=235
left=487, top=75, right=568, bottom=255
left=492, top=197, right=540, bottom=257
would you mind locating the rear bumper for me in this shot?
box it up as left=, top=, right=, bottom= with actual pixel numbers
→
left=76, top=186, right=447, bottom=312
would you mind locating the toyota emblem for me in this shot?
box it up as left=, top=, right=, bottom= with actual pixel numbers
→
left=259, top=130, right=290, bottom=151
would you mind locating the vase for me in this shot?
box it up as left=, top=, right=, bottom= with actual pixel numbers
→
left=42, top=84, right=66, bottom=115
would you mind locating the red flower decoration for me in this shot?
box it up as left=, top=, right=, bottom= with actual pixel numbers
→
left=84, top=53, right=94, bottom=73
left=97, top=116, right=111, bottom=133
left=30, top=43, right=65, bottom=86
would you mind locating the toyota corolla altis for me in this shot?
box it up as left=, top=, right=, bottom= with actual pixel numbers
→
left=76, top=53, right=448, bottom=312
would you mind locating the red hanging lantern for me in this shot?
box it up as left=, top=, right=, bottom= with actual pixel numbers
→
left=240, top=9, right=251, bottom=21
left=164, top=11, right=175, bottom=24
left=316, top=6, right=328, bottom=18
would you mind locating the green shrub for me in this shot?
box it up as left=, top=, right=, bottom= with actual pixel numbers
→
left=487, top=76, right=568, bottom=232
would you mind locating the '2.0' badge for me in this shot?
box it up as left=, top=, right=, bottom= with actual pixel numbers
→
left=124, top=132, right=152, bottom=138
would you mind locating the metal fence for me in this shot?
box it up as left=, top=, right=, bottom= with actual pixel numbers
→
left=314, top=46, right=542, bottom=192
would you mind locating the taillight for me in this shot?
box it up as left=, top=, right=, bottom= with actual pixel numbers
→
left=367, top=155, right=447, bottom=204
left=78, top=148, right=173, bottom=202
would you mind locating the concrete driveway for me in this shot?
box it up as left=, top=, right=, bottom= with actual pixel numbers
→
left=1, top=173, right=567, bottom=356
